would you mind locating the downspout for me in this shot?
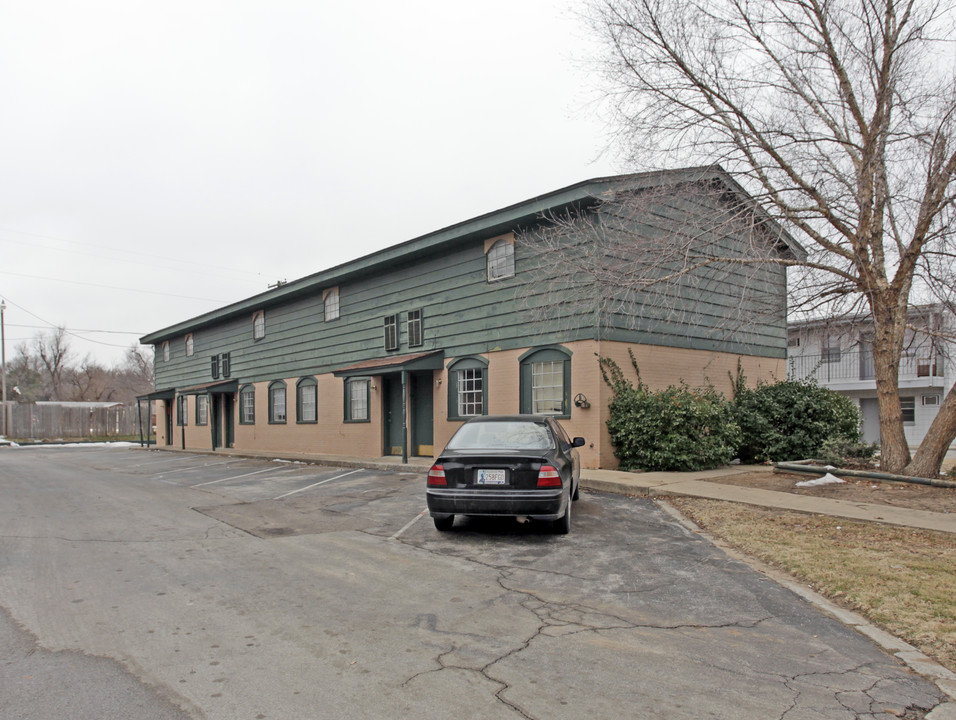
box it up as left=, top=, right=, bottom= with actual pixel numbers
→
left=401, top=370, right=408, bottom=464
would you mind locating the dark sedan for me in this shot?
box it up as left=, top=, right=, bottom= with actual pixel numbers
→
left=426, top=415, right=585, bottom=534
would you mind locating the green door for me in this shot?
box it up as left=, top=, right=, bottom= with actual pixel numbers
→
left=410, top=372, right=434, bottom=456
left=383, top=375, right=404, bottom=456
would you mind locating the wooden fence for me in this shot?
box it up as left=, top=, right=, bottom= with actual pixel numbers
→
left=1, top=403, right=148, bottom=440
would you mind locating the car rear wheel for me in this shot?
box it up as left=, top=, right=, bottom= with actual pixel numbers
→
left=433, top=515, right=454, bottom=531
left=571, top=478, right=580, bottom=501
left=553, top=501, right=571, bottom=535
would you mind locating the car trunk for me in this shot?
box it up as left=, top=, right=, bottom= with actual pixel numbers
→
left=439, top=455, right=549, bottom=490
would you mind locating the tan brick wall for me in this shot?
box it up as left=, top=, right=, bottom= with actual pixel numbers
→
left=595, top=341, right=786, bottom=470
left=166, top=342, right=784, bottom=471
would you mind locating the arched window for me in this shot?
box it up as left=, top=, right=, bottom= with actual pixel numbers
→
left=185, top=334, right=194, bottom=357
left=268, top=380, right=287, bottom=424
left=486, top=239, right=514, bottom=281
left=253, top=310, right=266, bottom=340
left=296, top=377, right=318, bottom=424
left=447, top=356, right=489, bottom=420
left=519, top=346, right=572, bottom=418
left=239, top=384, right=256, bottom=424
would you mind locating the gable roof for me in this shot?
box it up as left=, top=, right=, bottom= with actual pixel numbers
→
left=141, top=166, right=803, bottom=345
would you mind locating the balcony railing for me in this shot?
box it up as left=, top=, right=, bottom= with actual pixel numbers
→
left=788, top=351, right=945, bottom=384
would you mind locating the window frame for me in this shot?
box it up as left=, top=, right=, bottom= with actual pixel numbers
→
left=519, top=346, right=572, bottom=419
left=239, top=384, right=256, bottom=425
left=195, top=394, right=208, bottom=426
left=324, top=287, right=340, bottom=321
left=487, top=238, right=515, bottom=282
left=407, top=309, right=423, bottom=348
left=185, top=334, right=194, bottom=357
left=384, top=315, right=399, bottom=351
left=344, top=377, right=370, bottom=423
left=901, top=396, right=916, bottom=424
left=163, top=341, right=170, bottom=362
left=447, top=357, right=488, bottom=420
left=253, top=310, right=266, bottom=341
left=296, top=377, right=318, bottom=424
left=176, top=395, right=188, bottom=426
left=268, top=380, right=287, bottom=424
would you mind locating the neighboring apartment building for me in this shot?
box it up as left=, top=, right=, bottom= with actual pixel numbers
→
left=139, top=167, right=801, bottom=469
left=787, top=306, right=954, bottom=448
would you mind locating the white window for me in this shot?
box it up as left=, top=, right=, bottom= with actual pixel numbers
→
left=487, top=239, right=515, bottom=281
left=297, top=378, right=317, bottom=423
left=240, top=386, right=255, bottom=424
left=185, top=334, right=194, bottom=356
left=457, top=368, right=483, bottom=417
left=901, top=396, right=915, bottom=424
left=324, top=287, right=340, bottom=321
left=253, top=311, right=266, bottom=340
left=923, top=394, right=940, bottom=407
left=163, top=342, right=170, bottom=362
left=269, top=382, right=287, bottom=423
left=196, top=395, right=208, bottom=425
left=347, top=379, right=369, bottom=422
left=531, top=361, right=564, bottom=415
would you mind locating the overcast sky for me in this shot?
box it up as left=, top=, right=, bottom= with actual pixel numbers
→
left=0, top=0, right=623, bottom=367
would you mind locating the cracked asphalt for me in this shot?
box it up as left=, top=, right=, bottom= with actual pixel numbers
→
left=0, top=446, right=946, bottom=719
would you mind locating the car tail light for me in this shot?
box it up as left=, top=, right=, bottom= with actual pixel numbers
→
left=537, top=465, right=561, bottom=487
left=427, top=464, right=447, bottom=486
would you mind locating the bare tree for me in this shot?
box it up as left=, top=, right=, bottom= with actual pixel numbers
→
left=583, top=0, right=956, bottom=476
left=34, top=327, right=72, bottom=401
left=68, top=359, right=115, bottom=402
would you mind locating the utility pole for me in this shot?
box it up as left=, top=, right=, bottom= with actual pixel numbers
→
left=1, top=298, right=7, bottom=437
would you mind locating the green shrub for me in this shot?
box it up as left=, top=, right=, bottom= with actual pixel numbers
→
left=817, top=437, right=878, bottom=466
left=600, top=354, right=741, bottom=472
left=733, top=373, right=861, bottom=463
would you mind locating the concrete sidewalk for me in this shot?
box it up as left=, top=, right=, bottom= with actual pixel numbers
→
left=581, top=463, right=956, bottom=534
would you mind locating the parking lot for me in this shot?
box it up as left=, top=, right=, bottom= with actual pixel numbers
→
left=0, top=445, right=946, bottom=719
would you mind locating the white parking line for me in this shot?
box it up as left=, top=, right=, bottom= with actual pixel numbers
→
left=389, top=508, right=429, bottom=541
left=192, top=465, right=294, bottom=487
left=155, top=460, right=239, bottom=478
left=273, top=469, right=364, bottom=500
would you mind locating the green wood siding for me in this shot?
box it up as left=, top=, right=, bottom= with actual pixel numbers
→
left=148, top=171, right=796, bottom=390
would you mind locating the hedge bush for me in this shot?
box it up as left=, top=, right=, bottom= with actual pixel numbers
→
left=600, top=355, right=741, bottom=471
left=733, top=374, right=861, bottom=463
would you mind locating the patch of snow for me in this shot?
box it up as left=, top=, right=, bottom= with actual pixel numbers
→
left=796, top=473, right=846, bottom=487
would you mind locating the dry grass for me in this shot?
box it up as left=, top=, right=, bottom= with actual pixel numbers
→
left=668, top=498, right=956, bottom=674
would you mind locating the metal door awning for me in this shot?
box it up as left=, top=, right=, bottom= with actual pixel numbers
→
left=179, top=380, right=239, bottom=395
left=332, top=350, right=444, bottom=377
left=136, top=387, right=176, bottom=401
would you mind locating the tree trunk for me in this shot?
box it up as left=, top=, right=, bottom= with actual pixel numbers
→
left=872, top=343, right=911, bottom=473
left=904, top=385, right=956, bottom=478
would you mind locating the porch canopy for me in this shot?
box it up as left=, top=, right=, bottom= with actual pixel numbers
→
left=136, top=387, right=177, bottom=402
left=332, top=350, right=444, bottom=377
left=179, top=379, right=239, bottom=395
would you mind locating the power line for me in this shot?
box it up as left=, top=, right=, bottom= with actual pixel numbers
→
left=8, top=323, right=143, bottom=334
left=0, top=295, right=147, bottom=349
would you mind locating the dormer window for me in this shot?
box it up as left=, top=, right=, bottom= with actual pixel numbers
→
left=253, top=310, right=265, bottom=340
left=487, top=237, right=515, bottom=281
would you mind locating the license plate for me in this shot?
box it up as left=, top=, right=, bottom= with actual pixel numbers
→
left=476, top=469, right=507, bottom=485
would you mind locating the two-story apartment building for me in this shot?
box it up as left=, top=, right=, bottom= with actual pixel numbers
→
left=139, top=167, right=802, bottom=469
left=788, top=306, right=954, bottom=448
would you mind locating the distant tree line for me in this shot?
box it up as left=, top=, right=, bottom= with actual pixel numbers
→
left=4, top=326, right=153, bottom=404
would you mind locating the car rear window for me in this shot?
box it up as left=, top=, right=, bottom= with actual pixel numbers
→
left=446, top=421, right=554, bottom=451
